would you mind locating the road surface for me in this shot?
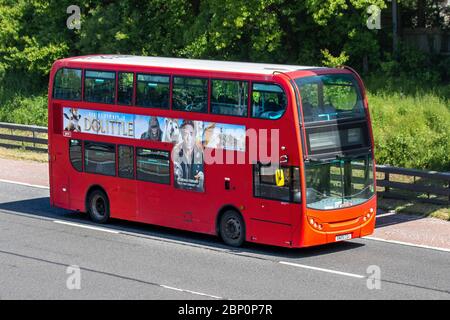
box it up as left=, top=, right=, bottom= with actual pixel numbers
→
left=0, top=181, right=449, bottom=299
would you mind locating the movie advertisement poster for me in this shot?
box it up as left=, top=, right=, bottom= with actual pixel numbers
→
left=202, top=122, right=245, bottom=152
left=63, top=108, right=95, bottom=133
left=96, top=111, right=135, bottom=138
left=172, top=120, right=205, bottom=192
left=63, top=107, right=246, bottom=193
left=135, top=115, right=165, bottom=142
left=63, top=107, right=134, bottom=138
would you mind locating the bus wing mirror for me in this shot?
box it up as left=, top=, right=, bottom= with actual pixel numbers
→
left=275, top=169, right=285, bottom=187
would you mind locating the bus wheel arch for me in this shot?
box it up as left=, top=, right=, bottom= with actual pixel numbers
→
left=85, top=185, right=110, bottom=224
left=216, top=205, right=246, bottom=247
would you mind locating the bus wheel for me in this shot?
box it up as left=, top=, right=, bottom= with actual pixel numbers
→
left=87, top=189, right=110, bottom=224
left=219, top=210, right=245, bottom=247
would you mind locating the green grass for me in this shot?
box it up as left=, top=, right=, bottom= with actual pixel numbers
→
left=0, top=146, right=48, bottom=163
left=365, top=75, right=450, bottom=172
left=0, top=127, right=47, bottom=152
left=0, top=72, right=48, bottom=126
left=0, top=94, right=48, bottom=126
left=378, top=197, right=450, bottom=221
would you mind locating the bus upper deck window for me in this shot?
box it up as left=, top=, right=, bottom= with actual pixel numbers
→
left=84, top=70, right=116, bottom=104
left=251, top=83, right=286, bottom=120
left=172, top=77, right=208, bottom=113
left=211, top=79, right=248, bottom=117
left=53, top=68, right=82, bottom=101
left=136, top=74, right=170, bottom=109
left=295, top=74, right=365, bottom=123
left=118, top=72, right=134, bottom=106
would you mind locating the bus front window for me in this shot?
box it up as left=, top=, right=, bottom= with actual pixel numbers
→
left=305, top=154, right=375, bottom=210
left=295, top=74, right=365, bottom=123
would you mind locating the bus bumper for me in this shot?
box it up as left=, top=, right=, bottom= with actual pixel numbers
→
left=298, top=197, right=377, bottom=248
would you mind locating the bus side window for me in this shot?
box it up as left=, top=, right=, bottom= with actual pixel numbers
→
left=53, top=68, right=82, bottom=101
left=118, top=145, right=134, bottom=179
left=136, top=74, right=170, bottom=109
left=172, top=77, right=208, bottom=113
left=69, top=139, right=83, bottom=172
left=84, top=142, right=116, bottom=176
left=211, top=79, right=248, bottom=116
left=118, top=72, right=134, bottom=106
left=84, top=70, right=116, bottom=104
left=136, top=148, right=170, bottom=184
left=253, top=164, right=301, bottom=203
left=251, top=83, right=286, bottom=120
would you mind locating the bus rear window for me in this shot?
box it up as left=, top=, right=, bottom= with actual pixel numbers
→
left=53, top=68, right=82, bottom=101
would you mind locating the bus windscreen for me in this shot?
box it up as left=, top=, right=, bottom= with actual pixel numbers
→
left=305, top=154, right=375, bottom=210
left=295, top=74, right=366, bottom=123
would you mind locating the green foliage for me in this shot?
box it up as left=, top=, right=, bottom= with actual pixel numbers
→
left=368, top=83, right=450, bottom=171
left=77, top=1, right=191, bottom=56
left=0, top=0, right=449, bottom=171
left=321, top=49, right=349, bottom=67
left=379, top=44, right=441, bottom=84
left=0, top=0, right=71, bottom=76
left=180, top=0, right=284, bottom=61
left=0, top=71, right=48, bottom=126
left=0, top=94, right=48, bottom=126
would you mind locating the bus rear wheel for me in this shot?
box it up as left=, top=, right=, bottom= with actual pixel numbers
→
left=219, top=210, right=245, bottom=247
left=87, top=189, right=110, bottom=224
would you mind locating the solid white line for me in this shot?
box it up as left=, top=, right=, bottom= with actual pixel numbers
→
left=376, top=212, right=397, bottom=218
left=279, top=261, right=365, bottom=279
left=363, top=236, right=450, bottom=253
left=160, top=285, right=222, bottom=299
left=0, top=178, right=49, bottom=189
left=53, top=220, right=120, bottom=234
left=160, top=285, right=184, bottom=292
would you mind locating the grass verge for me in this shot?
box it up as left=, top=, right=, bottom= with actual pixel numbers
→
left=0, top=146, right=48, bottom=163
left=378, top=197, right=450, bottom=221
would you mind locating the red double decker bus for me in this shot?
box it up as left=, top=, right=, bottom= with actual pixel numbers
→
left=48, top=55, right=376, bottom=248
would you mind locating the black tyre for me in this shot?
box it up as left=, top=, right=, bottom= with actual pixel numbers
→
left=219, top=210, right=245, bottom=247
left=87, top=189, right=110, bottom=224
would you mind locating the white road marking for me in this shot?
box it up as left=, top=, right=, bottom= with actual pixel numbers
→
left=376, top=212, right=397, bottom=218
left=2, top=177, right=447, bottom=255
left=160, top=285, right=222, bottom=299
left=0, top=179, right=49, bottom=189
left=53, top=220, right=120, bottom=234
left=279, top=261, right=365, bottom=279
left=363, top=236, right=450, bottom=253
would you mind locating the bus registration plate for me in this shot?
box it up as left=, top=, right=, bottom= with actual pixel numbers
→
left=335, top=233, right=352, bottom=242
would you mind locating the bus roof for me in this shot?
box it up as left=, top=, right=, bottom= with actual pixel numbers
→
left=62, top=55, right=324, bottom=75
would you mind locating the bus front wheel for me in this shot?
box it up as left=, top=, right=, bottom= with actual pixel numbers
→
left=87, top=189, right=110, bottom=224
left=219, top=210, right=245, bottom=247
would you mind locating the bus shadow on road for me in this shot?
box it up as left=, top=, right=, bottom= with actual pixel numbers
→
left=0, top=196, right=365, bottom=258
left=0, top=197, right=71, bottom=219
left=375, top=212, right=426, bottom=228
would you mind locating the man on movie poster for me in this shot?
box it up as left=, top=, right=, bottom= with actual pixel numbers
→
left=173, top=120, right=204, bottom=192
left=140, top=116, right=162, bottom=141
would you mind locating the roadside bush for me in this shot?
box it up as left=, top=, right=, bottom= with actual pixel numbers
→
left=0, top=95, right=47, bottom=126
left=368, top=90, right=450, bottom=171
left=376, top=44, right=444, bottom=89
